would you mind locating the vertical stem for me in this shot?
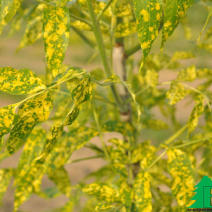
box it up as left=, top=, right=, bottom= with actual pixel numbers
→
left=87, top=0, right=122, bottom=107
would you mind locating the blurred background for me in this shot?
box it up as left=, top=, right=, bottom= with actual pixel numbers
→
left=0, top=1, right=212, bottom=211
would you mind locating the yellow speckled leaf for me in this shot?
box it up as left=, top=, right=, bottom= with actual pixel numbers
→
left=7, top=91, right=53, bottom=154
left=167, top=148, right=195, bottom=208
left=133, top=171, right=152, bottom=211
left=188, top=94, right=204, bottom=133
left=0, top=169, right=13, bottom=204
left=46, top=126, right=98, bottom=168
left=18, top=91, right=53, bottom=122
left=131, top=140, right=156, bottom=169
left=14, top=128, right=46, bottom=210
left=162, top=0, right=193, bottom=46
left=166, top=82, right=189, bottom=105
left=115, top=20, right=136, bottom=38
left=19, top=16, right=42, bottom=49
left=0, top=67, right=46, bottom=95
left=0, top=104, right=16, bottom=137
left=177, top=65, right=196, bottom=82
left=133, top=0, right=162, bottom=58
left=0, top=0, right=21, bottom=33
left=43, top=5, right=70, bottom=82
left=83, top=183, right=120, bottom=203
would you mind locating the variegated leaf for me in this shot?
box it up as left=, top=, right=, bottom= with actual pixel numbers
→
left=188, top=94, right=204, bottom=133
left=14, top=128, right=46, bottom=210
left=19, top=16, right=42, bottom=49
left=133, top=0, right=162, bottom=58
left=0, top=169, right=13, bottom=204
left=46, top=126, right=98, bottom=168
left=0, top=104, right=16, bottom=137
left=43, top=5, right=70, bottom=82
left=0, top=0, right=21, bottom=33
left=166, top=82, right=189, bottom=105
left=7, top=91, right=53, bottom=154
left=133, top=171, right=152, bottom=211
left=0, top=67, right=46, bottom=95
left=83, top=183, right=120, bottom=203
left=162, top=0, right=193, bottom=45
left=167, top=148, right=195, bottom=208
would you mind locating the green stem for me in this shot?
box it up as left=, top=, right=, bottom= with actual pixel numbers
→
left=146, top=150, right=167, bottom=171
left=71, top=25, right=95, bottom=48
left=92, top=97, right=111, bottom=162
left=146, top=124, right=188, bottom=171
left=70, top=155, right=102, bottom=164
left=173, top=135, right=212, bottom=149
left=197, top=11, right=212, bottom=44
left=69, top=13, right=92, bottom=27
left=87, top=0, right=122, bottom=107
left=164, top=124, right=188, bottom=145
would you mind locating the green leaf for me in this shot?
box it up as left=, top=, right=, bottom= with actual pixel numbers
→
left=162, top=0, right=193, bottom=45
left=0, top=67, right=46, bottom=95
left=64, top=106, right=80, bottom=126
left=83, top=183, right=120, bottom=203
left=16, top=127, right=46, bottom=171
left=14, top=127, right=46, bottom=210
left=188, top=94, right=204, bottom=133
left=0, top=0, right=21, bottom=33
left=167, top=148, right=195, bottom=208
left=0, top=169, right=13, bottom=204
left=166, top=82, right=189, bottom=105
left=43, top=5, right=70, bottom=81
left=46, top=126, right=98, bottom=168
left=47, top=166, right=71, bottom=197
left=0, top=104, right=16, bottom=137
left=7, top=91, right=53, bottom=154
left=171, top=51, right=195, bottom=62
left=17, top=91, right=53, bottom=122
left=133, top=0, right=162, bottom=58
left=177, top=65, right=197, bottom=82
left=103, top=120, right=134, bottom=138
left=71, top=76, right=92, bottom=105
left=54, top=67, right=86, bottom=84
left=133, top=171, right=152, bottom=211
left=19, top=15, right=42, bottom=49
left=7, top=115, right=37, bottom=154
left=131, top=141, right=156, bottom=168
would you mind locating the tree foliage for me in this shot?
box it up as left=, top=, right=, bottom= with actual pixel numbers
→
left=0, top=0, right=212, bottom=211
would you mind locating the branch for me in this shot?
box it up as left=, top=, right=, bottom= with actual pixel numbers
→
left=87, top=0, right=123, bottom=107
